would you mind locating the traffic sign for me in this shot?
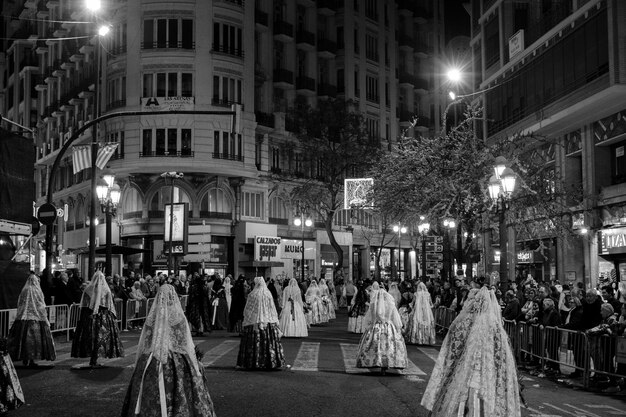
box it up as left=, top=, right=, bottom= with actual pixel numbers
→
left=425, top=244, right=444, bottom=252
left=426, top=261, right=444, bottom=269
left=425, top=236, right=443, bottom=243
left=37, top=203, right=57, bottom=225
left=56, top=208, right=65, bottom=218
left=426, top=253, right=443, bottom=261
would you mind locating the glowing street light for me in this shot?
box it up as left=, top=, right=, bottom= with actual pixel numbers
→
left=85, top=0, right=101, bottom=11
left=446, top=68, right=462, bottom=83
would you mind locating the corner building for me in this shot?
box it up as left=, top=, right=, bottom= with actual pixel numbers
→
left=471, top=0, right=626, bottom=287
left=1, top=0, right=445, bottom=281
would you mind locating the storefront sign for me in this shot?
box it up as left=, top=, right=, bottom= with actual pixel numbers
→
left=281, top=239, right=315, bottom=260
left=509, top=30, right=524, bottom=58
left=517, top=251, right=535, bottom=264
left=572, top=213, right=585, bottom=229
left=599, top=227, right=626, bottom=255
left=254, top=236, right=282, bottom=262
left=141, top=96, right=194, bottom=111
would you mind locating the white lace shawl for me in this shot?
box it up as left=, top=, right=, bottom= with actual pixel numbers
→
left=224, top=276, right=232, bottom=298
left=388, top=282, right=402, bottom=306
left=411, top=282, right=434, bottom=325
left=421, top=287, right=521, bottom=416
left=15, top=274, right=49, bottom=322
left=136, top=284, right=200, bottom=374
left=282, top=278, right=304, bottom=309
left=80, top=271, right=116, bottom=316
left=242, top=277, right=279, bottom=327
left=318, top=279, right=331, bottom=298
left=305, top=280, right=321, bottom=303
left=367, top=288, right=402, bottom=330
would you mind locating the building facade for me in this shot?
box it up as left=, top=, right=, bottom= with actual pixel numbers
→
left=470, top=0, right=626, bottom=287
left=1, top=0, right=446, bottom=281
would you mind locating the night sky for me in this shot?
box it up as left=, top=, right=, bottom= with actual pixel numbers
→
left=444, top=0, right=471, bottom=42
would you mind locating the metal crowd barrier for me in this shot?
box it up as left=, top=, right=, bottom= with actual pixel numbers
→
left=0, top=308, right=15, bottom=339
left=179, top=295, right=188, bottom=312
left=46, top=304, right=71, bottom=341
left=432, top=306, right=457, bottom=333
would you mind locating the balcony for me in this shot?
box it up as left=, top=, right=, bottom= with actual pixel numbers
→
left=414, top=76, right=429, bottom=92
left=317, top=38, right=337, bottom=57
left=212, top=98, right=243, bottom=108
left=296, top=30, right=316, bottom=48
left=399, top=72, right=415, bottom=87
left=105, top=99, right=126, bottom=112
left=273, top=20, right=294, bottom=41
left=255, top=9, right=269, bottom=28
left=398, top=34, right=414, bottom=50
left=317, top=83, right=337, bottom=98
left=255, top=111, right=275, bottom=128
left=397, top=0, right=417, bottom=15
left=317, top=0, right=338, bottom=15
left=415, top=42, right=429, bottom=57
left=199, top=211, right=232, bottom=220
left=273, top=68, right=294, bottom=88
left=414, top=116, right=431, bottom=130
left=296, top=76, right=316, bottom=93
left=139, top=151, right=195, bottom=158
left=398, top=107, right=415, bottom=123
left=211, top=44, right=244, bottom=58
left=212, top=152, right=244, bottom=162
left=269, top=217, right=289, bottom=225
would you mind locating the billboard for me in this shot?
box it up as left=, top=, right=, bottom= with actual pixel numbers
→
left=164, top=203, right=189, bottom=255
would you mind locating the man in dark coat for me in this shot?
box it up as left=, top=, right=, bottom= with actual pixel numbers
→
left=502, top=290, right=521, bottom=321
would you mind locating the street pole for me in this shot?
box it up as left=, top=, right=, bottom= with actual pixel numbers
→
left=397, top=231, right=401, bottom=281
left=498, top=200, right=507, bottom=287
left=88, top=141, right=98, bottom=279
left=421, top=234, right=427, bottom=280
left=105, top=206, right=112, bottom=276
left=168, top=178, right=175, bottom=277
left=301, top=223, right=305, bottom=281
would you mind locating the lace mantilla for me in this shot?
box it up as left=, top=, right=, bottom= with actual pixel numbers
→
left=15, top=274, right=48, bottom=322
left=242, top=277, right=279, bottom=327
left=81, top=271, right=116, bottom=315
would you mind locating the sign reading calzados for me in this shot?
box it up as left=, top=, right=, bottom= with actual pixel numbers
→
left=141, top=96, right=195, bottom=111
left=254, top=236, right=282, bottom=262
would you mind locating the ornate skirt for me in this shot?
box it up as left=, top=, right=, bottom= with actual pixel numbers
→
left=71, top=307, right=124, bottom=360
left=0, top=352, right=24, bottom=413
left=404, top=317, right=436, bottom=346
left=121, top=352, right=215, bottom=417
left=324, top=299, right=336, bottom=320
left=308, top=299, right=329, bottom=325
left=7, top=319, right=56, bottom=362
left=236, top=323, right=285, bottom=370
left=279, top=302, right=309, bottom=337
left=356, top=321, right=407, bottom=369
left=348, top=314, right=370, bottom=334
left=398, top=306, right=411, bottom=330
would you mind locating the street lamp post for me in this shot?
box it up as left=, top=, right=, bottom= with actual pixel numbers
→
left=392, top=225, right=406, bottom=280
left=294, top=214, right=313, bottom=281
left=418, top=218, right=430, bottom=280
left=96, top=174, right=120, bottom=276
left=443, top=218, right=456, bottom=283
left=488, top=156, right=517, bottom=285
left=161, top=172, right=184, bottom=277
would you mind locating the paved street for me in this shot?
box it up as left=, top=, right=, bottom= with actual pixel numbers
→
left=9, top=310, right=626, bottom=417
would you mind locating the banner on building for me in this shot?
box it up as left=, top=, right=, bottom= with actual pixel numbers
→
left=164, top=203, right=188, bottom=255
left=254, top=236, right=282, bottom=262
left=141, top=97, right=195, bottom=111
left=281, top=239, right=315, bottom=260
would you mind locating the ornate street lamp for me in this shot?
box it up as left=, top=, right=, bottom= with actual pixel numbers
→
left=417, top=218, right=430, bottom=279
left=96, top=175, right=121, bottom=276
left=294, top=214, right=313, bottom=281
left=443, top=218, right=456, bottom=283
left=392, top=225, right=407, bottom=280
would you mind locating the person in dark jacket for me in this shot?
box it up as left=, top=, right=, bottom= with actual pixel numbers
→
left=540, top=298, right=561, bottom=374
left=561, top=294, right=586, bottom=378
left=502, top=290, right=521, bottom=321
left=582, top=289, right=603, bottom=330
left=228, top=275, right=247, bottom=333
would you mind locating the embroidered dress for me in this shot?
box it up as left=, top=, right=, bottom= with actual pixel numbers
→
left=356, top=288, right=407, bottom=370
left=305, top=281, right=329, bottom=325
left=70, top=271, right=124, bottom=364
left=236, top=277, right=285, bottom=370
left=0, top=338, right=24, bottom=414
left=421, top=287, right=521, bottom=417
left=388, top=282, right=402, bottom=307
left=348, top=283, right=374, bottom=333
left=7, top=274, right=56, bottom=364
left=319, top=279, right=336, bottom=320
left=279, top=279, right=309, bottom=337
left=224, top=276, right=233, bottom=311
left=404, top=282, right=436, bottom=345
left=121, top=284, right=216, bottom=417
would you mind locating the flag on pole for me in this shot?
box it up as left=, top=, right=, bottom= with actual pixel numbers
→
left=72, top=145, right=91, bottom=174
left=95, top=143, right=119, bottom=169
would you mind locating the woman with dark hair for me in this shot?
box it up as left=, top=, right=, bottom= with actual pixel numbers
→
left=228, top=275, right=247, bottom=333
left=186, top=274, right=211, bottom=336
left=209, top=275, right=229, bottom=330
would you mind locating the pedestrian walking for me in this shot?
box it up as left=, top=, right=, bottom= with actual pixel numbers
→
left=228, top=275, right=247, bottom=333
left=70, top=271, right=124, bottom=367
left=7, top=273, right=56, bottom=368
left=347, top=282, right=372, bottom=333
left=186, top=274, right=211, bottom=336
left=404, top=282, right=436, bottom=345
left=236, top=277, right=285, bottom=370
left=355, top=285, right=407, bottom=374
left=121, top=284, right=216, bottom=417
left=305, top=280, right=328, bottom=325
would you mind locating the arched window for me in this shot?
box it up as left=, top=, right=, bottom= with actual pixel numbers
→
left=66, top=200, right=75, bottom=230
left=75, top=197, right=85, bottom=228
left=150, top=186, right=190, bottom=215
left=269, top=196, right=287, bottom=219
left=123, top=188, right=143, bottom=219
left=200, top=188, right=232, bottom=219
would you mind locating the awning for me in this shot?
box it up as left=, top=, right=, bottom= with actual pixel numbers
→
left=238, top=260, right=284, bottom=268
left=95, top=245, right=151, bottom=256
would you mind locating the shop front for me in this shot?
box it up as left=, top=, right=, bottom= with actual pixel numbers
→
left=598, top=227, right=626, bottom=288
left=514, top=239, right=556, bottom=284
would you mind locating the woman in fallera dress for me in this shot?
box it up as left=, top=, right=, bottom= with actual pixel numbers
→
left=388, top=281, right=402, bottom=307
left=7, top=273, right=56, bottom=367
left=305, top=280, right=329, bottom=325
left=279, top=278, right=309, bottom=337
left=356, top=285, right=407, bottom=374
left=121, top=284, right=216, bottom=417
left=348, top=282, right=374, bottom=333
left=421, top=286, right=521, bottom=417
left=404, top=282, right=436, bottom=345
left=209, top=276, right=229, bottom=330
left=71, top=271, right=123, bottom=366
left=0, top=337, right=24, bottom=415
left=186, top=274, right=211, bottom=336
left=224, top=274, right=233, bottom=311
left=318, top=278, right=336, bottom=320
left=236, top=277, right=285, bottom=370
